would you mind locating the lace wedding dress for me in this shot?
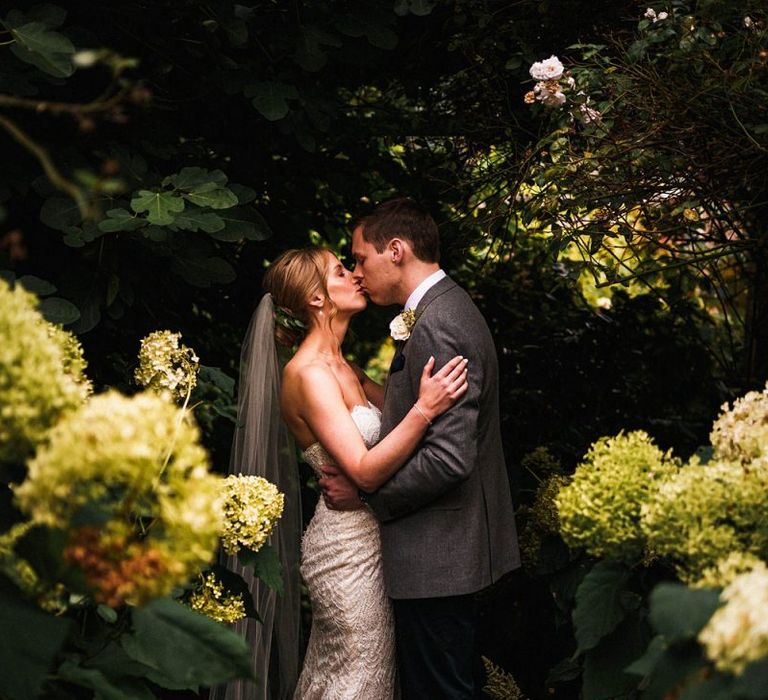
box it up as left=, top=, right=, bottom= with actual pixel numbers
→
left=294, top=403, right=396, bottom=700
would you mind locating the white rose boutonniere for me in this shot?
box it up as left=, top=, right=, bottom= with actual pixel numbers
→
left=389, top=309, right=417, bottom=341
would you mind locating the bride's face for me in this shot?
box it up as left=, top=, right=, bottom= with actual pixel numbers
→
left=323, top=251, right=367, bottom=314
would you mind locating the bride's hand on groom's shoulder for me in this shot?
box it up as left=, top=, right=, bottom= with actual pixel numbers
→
left=319, top=465, right=365, bottom=511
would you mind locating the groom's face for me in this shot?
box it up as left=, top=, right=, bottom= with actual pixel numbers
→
left=351, top=225, right=399, bottom=306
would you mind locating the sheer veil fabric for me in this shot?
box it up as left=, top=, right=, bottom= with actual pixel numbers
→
left=211, top=293, right=302, bottom=700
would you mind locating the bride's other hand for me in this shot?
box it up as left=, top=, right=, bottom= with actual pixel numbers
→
left=319, top=465, right=365, bottom=511
left=416, top=355, right=469, bottom=423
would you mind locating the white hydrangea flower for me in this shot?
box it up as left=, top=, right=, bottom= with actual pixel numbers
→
left=529, top=55, right=564, bottom=81
left=699, top=565, right=768, bottom=675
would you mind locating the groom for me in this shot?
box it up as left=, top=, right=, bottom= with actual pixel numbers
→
left=320, top=197, right=520, bottom=698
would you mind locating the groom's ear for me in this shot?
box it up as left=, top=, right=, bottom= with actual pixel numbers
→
left=389, top=238, right=404, bottom=263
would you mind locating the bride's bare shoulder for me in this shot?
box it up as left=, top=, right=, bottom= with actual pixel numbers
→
left=282, top=354, right=335, bottom=393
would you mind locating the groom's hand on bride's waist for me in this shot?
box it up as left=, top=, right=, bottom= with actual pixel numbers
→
left=319, top=466, right=365, bottom=511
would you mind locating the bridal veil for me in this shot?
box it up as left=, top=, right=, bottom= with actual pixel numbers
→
left=211, top=293, right=302, bottom=700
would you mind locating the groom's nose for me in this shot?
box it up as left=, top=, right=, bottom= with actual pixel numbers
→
left=352, top=266, right=363, bottom=282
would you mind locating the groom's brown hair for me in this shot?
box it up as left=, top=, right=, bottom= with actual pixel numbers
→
left=356, top=197, right=440, bottom=263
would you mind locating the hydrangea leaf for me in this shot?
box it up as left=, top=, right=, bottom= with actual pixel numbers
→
left=734, top=658, right=768, bottom=699
left=57, top=660, right=156, bottom=700
left=582, top=616, right=649, bottom=700
left=573, top=560, right=631, bottom=651
left=0, top=576, right=72, bottom=700
left=124, top=598, right=253, bottom=688
left=238, top=543, right=283, bottom=594
left=649, top=583, right=720, bottom=643
left=130, top=191, right=185, bottom=225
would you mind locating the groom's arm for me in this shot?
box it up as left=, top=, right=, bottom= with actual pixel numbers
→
left=365, top=319, right=483, bottom=522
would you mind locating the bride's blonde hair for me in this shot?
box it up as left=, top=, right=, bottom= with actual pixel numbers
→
left=263, top=247, right=337, bottom=347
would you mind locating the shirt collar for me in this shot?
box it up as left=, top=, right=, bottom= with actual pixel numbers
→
left=404, top=269, right=446, bottom=312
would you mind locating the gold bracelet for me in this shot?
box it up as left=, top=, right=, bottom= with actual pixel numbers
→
left=414, top=403, right=432, bottom=426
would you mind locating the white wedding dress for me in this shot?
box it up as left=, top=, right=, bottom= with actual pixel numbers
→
left=294, top=403, right=396, bottom=699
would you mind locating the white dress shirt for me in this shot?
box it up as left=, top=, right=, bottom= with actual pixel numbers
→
left=403, top=269, right=446, bottom=312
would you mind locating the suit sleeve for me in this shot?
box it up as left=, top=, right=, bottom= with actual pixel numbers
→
left=365, top=316, right=483, bottom=522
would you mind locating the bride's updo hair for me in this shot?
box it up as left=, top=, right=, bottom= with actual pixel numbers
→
left=263, top=247, right=334, bottom=347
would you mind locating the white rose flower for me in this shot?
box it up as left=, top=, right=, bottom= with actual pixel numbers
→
left=644, top=8, right=657, bottom=20
left=657, top=11, right=668, bottom=21
left=529, top=55, right=564, bottom=81
left=744, top=16, right=753, bottom=28
left=535, top=83, right=567, bottom=108
left=389, top=313, right=412, bottom=341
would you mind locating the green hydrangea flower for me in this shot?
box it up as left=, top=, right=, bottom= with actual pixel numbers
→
left=710, top=383, right=768, bottom=467
left=556, top=431, right=678, bottom=562
left=13, top=390, right=223, bottom=606
left=220, top=474, right=284, bottom=556
left=694, top=551, right=766, bottom=590
left=641, top=458, right=768, bottom=582
left=134, top=330, right=199, bottom=402
left=187, top=571, right=246, bottom=624
left=699, top=563, right=768, bottom=675
left=0, top=280, right=90, bottom=465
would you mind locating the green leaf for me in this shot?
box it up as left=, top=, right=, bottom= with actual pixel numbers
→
left=230, top=183, right=257, bottom=205
left=38, top=296, right=81, bottom=325
left=183, top=187, right=238, bottom=210
left=131, top=191, right=185, bottom=225
left=334, top=13, right=397, bottom=49
left=172, top=210, right=225, bottom=234
left=98, top=209, right=146, bottom=233
left=198, top=366, right=235, bottom=395
left=583, top=616, right=648, bottom=700
left=238, top=544, right=283, bottom=594
left=245, top=81, right=298, bottom=121
left=215, top=206, right=272, bottom=241
left=649, top=584, right=721, bottom=643
left=41, top=196, right=83, bottom=231
left=733, top=658, right=768, bottom=699
left=57, top=660, right=156, bottom=700
left=122, top=598, right=253, bottom=688
left=171, top=255, right=236, bottom=288
left=18, top=274, right=56, bottom=296
left=407, top=0, right=437, bottom=16
left=166, top=167, right=228, bottom=192
left=0, top=576, right=72, bottom=700
left=9, top=21, right=75, bottom=78
left=573, top=561, right=631, bottom=651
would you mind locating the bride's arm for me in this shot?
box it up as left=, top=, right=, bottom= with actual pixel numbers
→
left=298, top=356, right=467, bottom=492
left=350, top=362, right=384, bottom=409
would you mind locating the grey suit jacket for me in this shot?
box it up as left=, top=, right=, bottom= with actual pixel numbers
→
left=366, top=276, right=520, bottom=599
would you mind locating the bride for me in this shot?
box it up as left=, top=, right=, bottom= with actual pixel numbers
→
left=225, top=246, right=468, bottom=700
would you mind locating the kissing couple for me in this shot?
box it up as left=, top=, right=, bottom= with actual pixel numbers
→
left=217, top=198, right=520, bottom=700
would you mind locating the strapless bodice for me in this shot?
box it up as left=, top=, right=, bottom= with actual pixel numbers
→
left=301, top=403, right=382, bottom=477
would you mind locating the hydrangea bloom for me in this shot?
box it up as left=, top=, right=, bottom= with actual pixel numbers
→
left=520, top=474, right=570, bottom=572
left=0, top=280, right=90, bottom=465
left=134, top=330, right=199, bottom=402
left=220, top=474, right=284, bottom=555
left=699, top=564, right=768, bottom=674
left=642, top=458, right=768, bottom=582
left=694, top=552, right=766, bottom=590
left=14, top=390, right=223, bottom=606
left=188, top=572, right=246, bottom=624
left=556, top=431, right=678, bottom=561
left=710, top=383, right=768, bottom=467
left=529, top=56, right=564, bottom=81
